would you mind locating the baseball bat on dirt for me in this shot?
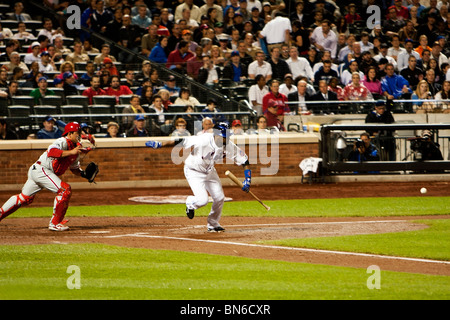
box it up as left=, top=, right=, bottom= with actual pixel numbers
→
left=225, top=170, right=271, bottom=211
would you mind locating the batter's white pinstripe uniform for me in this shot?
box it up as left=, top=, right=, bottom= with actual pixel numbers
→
left=180, top=133, right=248, bottom=229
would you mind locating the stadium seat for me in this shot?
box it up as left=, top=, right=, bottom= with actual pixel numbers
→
left=60, top=105, right=85, bottom=122
left=12, top=96, right=35, bottom=108
left=93, top=95, right=116, bottom=107
left=8, top=105, right=31, bottom=125
left=65, top=95, right=89, bottom=111
left=118, top=95, right=133, bottom=105
left=0, top=97, right=8, bottom=117
left=33, top=105, right=59, bottom=125
left=41, top=95, right=63, bottom=109
left=87, top=104, right=114, bottom=124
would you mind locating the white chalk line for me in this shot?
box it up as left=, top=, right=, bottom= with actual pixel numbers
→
left=101, top=219, right=450, bottom=266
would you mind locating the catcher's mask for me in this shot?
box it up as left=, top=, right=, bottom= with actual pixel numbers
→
left=213, top=122, right=232, bottom=139
left=62, top=122, right=81, bottom=136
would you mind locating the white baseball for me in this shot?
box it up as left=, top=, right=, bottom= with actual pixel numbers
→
left=420, top=187, right=427, bottom=194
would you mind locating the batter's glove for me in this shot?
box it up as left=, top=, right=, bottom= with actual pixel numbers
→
left=145, top=140, right=162, bottom=149
left=242, top=169, right=251, bottom=193
left=81, top=162, right=99, bottom=183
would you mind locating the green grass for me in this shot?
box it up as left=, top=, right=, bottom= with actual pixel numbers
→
left=263, top=219, right=450, bottom=261
left=12, top=196, right=450, bottom=219
left=1, top=197, right=449, bottom=300
left=0, top=244, right=449, bottom=300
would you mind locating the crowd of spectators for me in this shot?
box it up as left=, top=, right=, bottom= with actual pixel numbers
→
left=1, top=0, right=450, bottom=139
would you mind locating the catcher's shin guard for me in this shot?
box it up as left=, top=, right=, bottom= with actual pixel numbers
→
left=50, top=182, right=72, bottom=225
left=0, top=193, right=34, bottom=221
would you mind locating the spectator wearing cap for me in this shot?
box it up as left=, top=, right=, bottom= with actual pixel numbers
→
left=163, top=75, right=181, bottom=97
left=383, top=6, right=406, bottom=36
left=101, top=57, right=119, bottom=76
left=36, top=116, right=65, bottom=139
left=30, top=77, right=55, bottom=105
left=230, top=11, right=245, bottom=34
left=63, top=71, right=79, bottom=96
left=65, top=40, right=90, bottom=64
left=24, top=42, right=42, bottom=65
left=223, top=50, right=248, bottom=83
left=374, top=43, right=398, bottom=70
left=127, top=115, right=150, bottom=137
left=431, top=40, right=449, bottom=68
left=231, top=119, right=244, bottom=135
left=279, top=74, right=297, bottom=97
left=104, top=121, right=123, bottom=138
left=249, top=7, right=264, bottom=33
left=265, top=100, right=286, bottom=131
left=38, top=51, right=55, bottom=73
left=262, top=79, right=289, bottom=116
left=176, top=29, right=198, bottom=52
left=149, top=35, right=169, bottom=64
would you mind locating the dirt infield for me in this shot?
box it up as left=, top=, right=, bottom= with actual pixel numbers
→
left=1, top=181, right=449, bottom=276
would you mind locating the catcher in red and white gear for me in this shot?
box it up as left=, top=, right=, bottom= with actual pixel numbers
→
left=0, top=122, right=94, bottom=231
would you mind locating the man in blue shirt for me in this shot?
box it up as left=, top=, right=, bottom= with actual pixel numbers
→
left=381, top=63, right=412, bottom=100
left=36, top=116, right=65, bottom=139
left=222, top=50, right=247, bottom=83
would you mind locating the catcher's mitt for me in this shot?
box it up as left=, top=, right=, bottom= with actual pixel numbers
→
left=79, top=134, right=96, bottom=154
left=82, top=162, right=99, bottom=183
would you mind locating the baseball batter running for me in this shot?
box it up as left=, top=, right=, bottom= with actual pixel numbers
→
left=146, top=122, right=251, bottom=232
left=0, top=122, right=98, bottom=231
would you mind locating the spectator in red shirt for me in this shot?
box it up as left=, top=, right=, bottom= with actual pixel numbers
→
left=387, top=0, right=409, bottom=21
left=82, top=75, right=106, bottom=104
left=265, top=100, right=286, bottom=132
left=344, top=4, right=362, bottom=24
left=105, top=75, right=133, bottom=104
left=262, top=79, right=289, bottom=115
left=166, top=40, right=195, bottom=74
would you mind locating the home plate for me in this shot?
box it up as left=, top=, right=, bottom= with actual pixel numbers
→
left=128, top=195, right=233, bottom=204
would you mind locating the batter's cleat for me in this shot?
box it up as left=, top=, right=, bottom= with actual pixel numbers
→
left=49, top=220, right=69, bottom=231
left=186, top=206, right=195, bottom=219
left=207, top=226, right=225, bottom=233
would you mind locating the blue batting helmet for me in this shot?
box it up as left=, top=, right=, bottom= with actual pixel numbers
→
left=213, top=122, right=231, bottom=138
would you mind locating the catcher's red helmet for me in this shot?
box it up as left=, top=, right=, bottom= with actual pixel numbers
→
left=62, top=122, right=81, bottom=136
